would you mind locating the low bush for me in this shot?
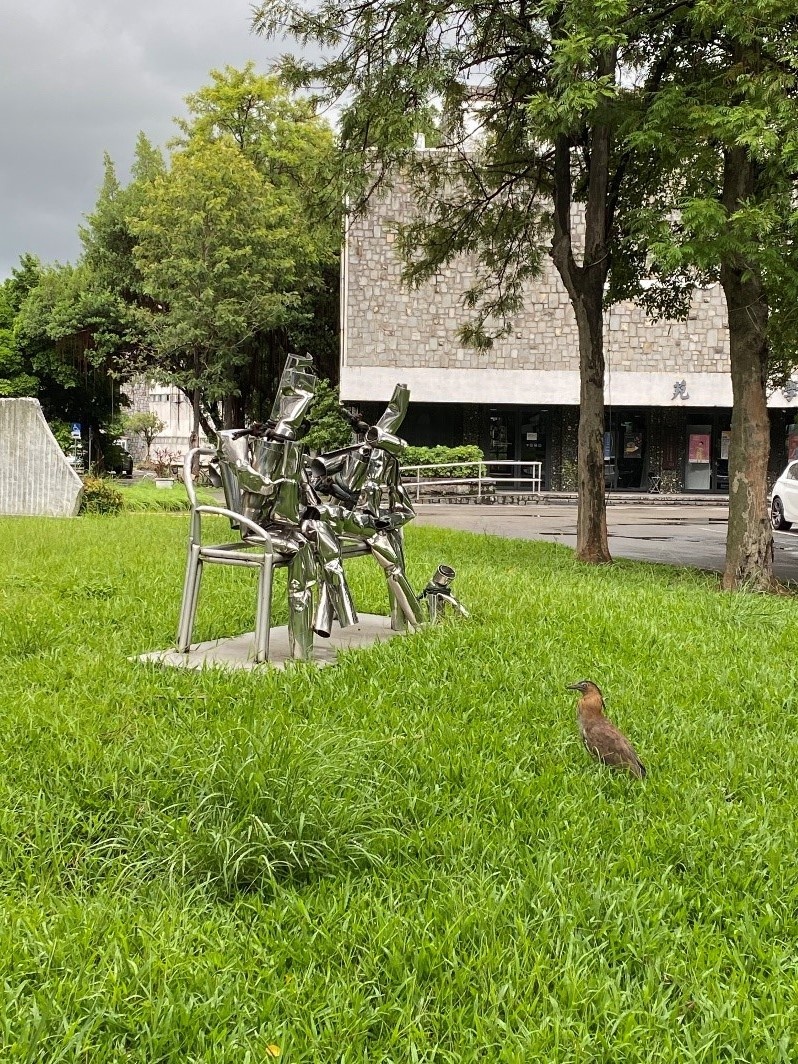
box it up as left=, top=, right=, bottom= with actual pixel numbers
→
left=79, top=475, right=124, bottom=515
left=400, top=444, right=484, bottom=478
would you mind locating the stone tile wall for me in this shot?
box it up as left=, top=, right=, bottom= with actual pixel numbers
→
left=345, top=180, right=730, bottom=375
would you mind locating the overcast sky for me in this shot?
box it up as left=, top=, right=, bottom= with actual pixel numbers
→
left=0, top=0, right=296, bottom=280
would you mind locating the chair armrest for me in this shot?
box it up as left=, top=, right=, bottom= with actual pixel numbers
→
left=193, top=505, right=276, bottom=548
left=183, top=447, right=218, bottom=507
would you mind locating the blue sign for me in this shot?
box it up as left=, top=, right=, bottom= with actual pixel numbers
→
left=70, top=423, right=82, bottom=439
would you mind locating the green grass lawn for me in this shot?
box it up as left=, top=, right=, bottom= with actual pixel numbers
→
left=1, top=512, right=797, bottom=1061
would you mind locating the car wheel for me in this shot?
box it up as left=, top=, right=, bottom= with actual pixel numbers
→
left=771, top=496, right=792, bottom=531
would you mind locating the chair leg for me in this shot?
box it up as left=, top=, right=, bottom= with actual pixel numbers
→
left=177, top=544, right=203, bottom=652
left=388, top=586, right=406, bottom=632
left=254, top=556, right=274, bottom=664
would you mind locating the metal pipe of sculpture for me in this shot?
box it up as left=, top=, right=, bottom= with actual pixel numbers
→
left=364, top=426, right=407, bottom=455
left=269, top=365, right=318, bottom=441
left=375, top=383, right=410, bottom=435
left=368, top=532, right=426, bottom=628
left=286, top=540, right=316, bottom=659
left=420, top=564, right=470, bottom=621
left=301, top=513, right=358, bottom=636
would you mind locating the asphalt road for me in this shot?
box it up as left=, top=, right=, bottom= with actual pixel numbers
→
left=414, top=502, right=798, bottom=583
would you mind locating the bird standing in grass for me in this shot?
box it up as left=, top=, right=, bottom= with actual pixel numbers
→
left=566, top=680, right=646, bottom=779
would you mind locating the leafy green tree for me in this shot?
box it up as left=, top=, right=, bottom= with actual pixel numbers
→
left=130, top=135, right=319, bottom=436
left=0, top=255, right=42, bottom=397
left=302, top=377, right=354, bottom=453
left=172, top=66, right=342, bottom=401
left=120, top=410, right=165, bottom=459
left=253, top=0, right=685, bottom=564
left=80, top=136, right=165, bottom=308
left=616, top=3, right=798, bottom=589
left=12, top=261, right=127, bottom=434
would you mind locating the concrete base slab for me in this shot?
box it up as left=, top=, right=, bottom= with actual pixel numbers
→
left=138, top=613, right=407, bottom=671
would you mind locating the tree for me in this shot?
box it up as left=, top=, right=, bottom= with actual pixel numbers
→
left=172, top=66, right=343, bottom=403
left=253, top=0, right=688, bottom=564
left=302, top=377, right=354, bottom=452
left=0, top=255, right=40, bottom=397
left=120, top=410, right=165, bottom=460
left=12, top=260, right=129, bottom=434
left=115, top=69, right=344, bottom=434
left=130, top=136, right=319, bottom=437
left=80, top=136, right=165, bottom=310
left=616, top=3, right=798, bottom=589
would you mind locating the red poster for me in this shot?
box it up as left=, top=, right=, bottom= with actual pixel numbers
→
left=688, top=434, right=710, bottom=463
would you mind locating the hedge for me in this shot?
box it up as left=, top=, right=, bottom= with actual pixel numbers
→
left=399, top=445, right=484, bottom=479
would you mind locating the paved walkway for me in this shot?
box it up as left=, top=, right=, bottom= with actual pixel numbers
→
left=413, top=498, right=798, bottom=583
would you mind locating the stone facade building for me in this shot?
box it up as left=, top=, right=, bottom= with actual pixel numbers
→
left=123, top=379, right=206, bottom=461
left=341, top=176, right=798, bottom=493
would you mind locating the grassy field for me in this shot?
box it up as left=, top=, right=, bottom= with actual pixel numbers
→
left=1, top=511, right=797, bottom=1061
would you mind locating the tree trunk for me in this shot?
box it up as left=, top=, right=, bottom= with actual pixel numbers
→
left=573, top=290, right=611, bottom=562
left=720, top=147, right=773, bottom=590
left=549, top=46, right=615, bottom=565
left=222, top=393, right=244, bottom=429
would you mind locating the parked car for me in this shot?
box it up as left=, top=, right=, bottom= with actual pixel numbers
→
left=769, top=460, right=798, bottom=530
left=106, top=439, right=134, bottom=478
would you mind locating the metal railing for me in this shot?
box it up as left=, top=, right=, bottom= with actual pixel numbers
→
left=401, top=460, right=543, bottom=501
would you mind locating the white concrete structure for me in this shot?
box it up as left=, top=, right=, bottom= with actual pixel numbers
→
left=0, top=398, right=83, bottom=516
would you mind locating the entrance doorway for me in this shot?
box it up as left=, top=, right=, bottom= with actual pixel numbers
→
left=685, top=423, right=712, bottom=491
left=487, top=407, right=549, bottom=488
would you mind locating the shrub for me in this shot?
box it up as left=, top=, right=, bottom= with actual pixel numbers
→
left=79, top=476, right=124, bottom=515
left=152, top=448, right=180, bottom=478
left=304, top=379, right=355, bottom=453
left=399, top=444, right=484, bottom=479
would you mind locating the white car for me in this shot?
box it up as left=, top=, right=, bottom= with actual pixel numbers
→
left=770, top=460, right=798, bottom=530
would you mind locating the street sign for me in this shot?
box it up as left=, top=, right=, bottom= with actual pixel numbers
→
left=70, top=423, right=82, bottom=439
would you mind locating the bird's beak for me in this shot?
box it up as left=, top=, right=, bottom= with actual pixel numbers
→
left=566, top=682, right=581, bottom=691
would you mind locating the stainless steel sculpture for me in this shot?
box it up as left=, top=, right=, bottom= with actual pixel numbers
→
left=178, top=354, right=466, bottom=663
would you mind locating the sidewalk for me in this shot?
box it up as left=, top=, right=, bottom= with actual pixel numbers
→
left=412, top=490, right=730, bottom=508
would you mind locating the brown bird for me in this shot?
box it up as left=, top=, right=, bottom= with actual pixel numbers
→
left=566, top=680, right=646, bottom=779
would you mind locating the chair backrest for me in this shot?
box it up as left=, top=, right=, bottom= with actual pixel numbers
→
left=217, top=453, right=243, bottom=521
left=183, top=445, right=243, bottom=533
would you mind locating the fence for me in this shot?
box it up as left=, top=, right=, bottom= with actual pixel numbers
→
left=402, top=460, right=543, bottom=501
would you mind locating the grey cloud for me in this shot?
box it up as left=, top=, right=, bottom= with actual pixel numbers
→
left=0, top=0, right=286, bottom=278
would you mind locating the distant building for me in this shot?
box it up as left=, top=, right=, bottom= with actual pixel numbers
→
left=341, top=176, right=797, bottom=493
left=123, top=379, right=206, bottom=460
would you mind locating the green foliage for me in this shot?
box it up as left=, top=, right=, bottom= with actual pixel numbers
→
left=1, top=515, right=798, bottom=1055
left=302, top=378, right=353, bottom=453
left=10, top=258, right=132, bottom=433
left=131, top=137, right=308, bottom=407
left=400, top=444, right=485, bottom=478
left=0, top=255, right=42, bottom=398
left=47, top=418, right=75, bottom=453
left=78, top=476, right=124, bottom=515
left=126, top=67, right=341, bottom=425
left=119, top=410, right=164, bottom=456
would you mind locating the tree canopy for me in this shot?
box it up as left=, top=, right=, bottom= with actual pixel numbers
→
left=4, top=67, right=344, bottom=445
left=254, top=0, right=798, bottom=583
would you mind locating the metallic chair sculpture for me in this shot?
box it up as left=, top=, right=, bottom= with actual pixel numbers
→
left=176, top=354, right=466, bottom=664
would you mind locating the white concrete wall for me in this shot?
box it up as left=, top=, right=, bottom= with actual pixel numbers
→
left=0, top=399, right=83, bottom=517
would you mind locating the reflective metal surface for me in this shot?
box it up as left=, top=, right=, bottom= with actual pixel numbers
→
left=178, top=357, right=466, bottom=664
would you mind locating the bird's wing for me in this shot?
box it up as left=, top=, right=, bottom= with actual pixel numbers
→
left=582, top=718, right=646, bottom=778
